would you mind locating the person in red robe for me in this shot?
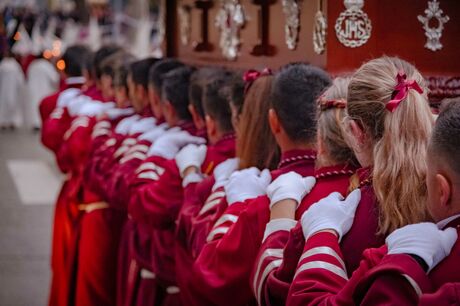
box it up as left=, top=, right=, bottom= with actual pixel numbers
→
left=174, top=70, right=280, bottom=304
left=40, top=45, right=92, bottom=306
left=112, top=58, right=187, bottom=306
left=251, top=77, right=360, bottom=306
left=181, top=63, right=331, bottom=306
left=73, top=57, right=159, bottom=306
left=286, top=56, right=436, bottom=306
left=126, top=67, right=239, bottom=306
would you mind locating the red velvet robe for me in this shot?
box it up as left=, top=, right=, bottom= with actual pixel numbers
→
left=181, top=150, right=316, bottom=306
left=252, top=164, right=356, bottom=306
left=126, top=133, right=235, bottom=306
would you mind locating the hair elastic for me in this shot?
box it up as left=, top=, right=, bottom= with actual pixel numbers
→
left=386, top=70, right=424, bottom=112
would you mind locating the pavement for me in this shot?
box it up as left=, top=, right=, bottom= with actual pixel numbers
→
left=0, top=128, right=62, bottom=306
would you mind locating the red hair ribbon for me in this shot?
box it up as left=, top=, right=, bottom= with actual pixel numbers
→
left=320, top=98, right=347, bottom=111
left=243, top=68, right=272, bottom=95
left=386, top=71, right=424, bottom=112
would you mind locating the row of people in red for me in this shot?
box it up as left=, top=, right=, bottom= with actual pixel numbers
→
left=40, top=43, right=460, bottom=306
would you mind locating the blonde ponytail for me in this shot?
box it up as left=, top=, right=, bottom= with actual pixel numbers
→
left=348, top=57, right=433, bottom=234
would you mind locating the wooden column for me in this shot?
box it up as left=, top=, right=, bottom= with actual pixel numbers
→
left=251, top=0, right=276, bottom=56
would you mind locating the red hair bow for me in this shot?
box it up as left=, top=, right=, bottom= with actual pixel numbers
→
left=386, top=71, right=424, bottom=112
left=243, top=68, right=272, bottom=94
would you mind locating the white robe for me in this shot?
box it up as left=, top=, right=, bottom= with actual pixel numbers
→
left=26, top=58, right=59, bottom=128
left=0, top=57, right=25, bottom=127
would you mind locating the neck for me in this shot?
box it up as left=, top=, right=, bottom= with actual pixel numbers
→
left=279, top=140, right=315, bottom=154
left=316, top=154, right=340, bottom=168
left=209, top=129, right=230, bottom=145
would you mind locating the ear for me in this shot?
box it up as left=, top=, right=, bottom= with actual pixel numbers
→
left=205, top=114, right=217, bottom=137
left=268, top=109, right=281, bottom=135
left=436, top=174, right=452, bottom=209
left=189, top=104, right=206, bottom=130
left=136, top=84, right=146, bottom=100
left=164, top=101, right=175, bottom=118
left=349, top=120, right=366, bottom=147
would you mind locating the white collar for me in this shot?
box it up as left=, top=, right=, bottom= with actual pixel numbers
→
left=437, top=213, right=460, bottom=229
left=65, top=76, right=86, bottom=85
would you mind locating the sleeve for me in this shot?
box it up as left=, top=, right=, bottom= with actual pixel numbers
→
left=251, top=221, right=303, bottom=306
left=83, top=134, right=124, bottom=200
left=204, top=198, right=255, bottom=243
left=419, top=283, right=460, bottom=306
left=184, top=197, right=269, bottom=306
left=41, top=108, right=71, bottom=155
left=176, top=177, right=215, bottom=256
left=57, top=116, right=94, bottom=172
left=354, top=254, right=433, bottom=306
left=127, top=157, right=184, bottom=229
left=188, top=187, right=228, bottom=257
left=287, top=232, right=359, bottom=305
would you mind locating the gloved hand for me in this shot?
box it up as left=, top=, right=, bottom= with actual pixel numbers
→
left=212, top=158, right=240, bottom=191
left=78, top=102, right=115, bottom=116
left=129, top=117, right=158, bottom=135
left=300, top=190, right=361, bottom=241
left=225, top=167, right=272, bottom=205
left=387, top=222, right=458, bottom=272
left=105, top=107, right=135, bottom=120
left=267, top=172, right=316, bottom=209
left=115, top=115, right=140, bottom=135
left=67, top=95, right=92, bottom=116
left=138, top=123, right=169, bottom=143
left=175, top=144, right=208, bottom=177
left=147, top=131, right=206, bottom=159
left=56, top=88, right=82, bottom=107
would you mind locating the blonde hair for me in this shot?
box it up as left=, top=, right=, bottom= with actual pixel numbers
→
left=317, top=77, right=358, bottom=168
left=347, top=56, right=433, bottom=234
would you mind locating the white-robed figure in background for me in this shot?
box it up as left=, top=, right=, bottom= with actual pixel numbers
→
left=0, top=50, right=25, bottom=129
left=26, top=19, right=59, bottom=129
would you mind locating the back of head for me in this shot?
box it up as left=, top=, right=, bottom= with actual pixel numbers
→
left=348, top=56, right=433, bottom=234
left=317, top=77, right=358, bottom=168
left=228, top=72, right=245, bottom=118
left=100, top=51, right=127, bottom=79
left=113, top=54, right=136, bottom=89
left=61, top=45, right=91, bottom=77
left=430, top=97, right=460, bottom=178
left=238, top=74, right=280, bottom=170
left=272, top=63, right=331, bottom=143
left=130, top=57, right=159, bottom=89
left=202, top=69, right=236, bottom=133
left=162, top=66, right=195, bottom=121
left=93, top=45, right=122, bottom=80
left=149, top=58, right=185, bottom=97
left=190, top=67, right=229, bottom=119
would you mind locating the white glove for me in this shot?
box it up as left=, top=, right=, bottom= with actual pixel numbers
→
left=387, top=223, right=458, bottom=272
left=212, top=158, right=240, bottom=191
left=138, top=123, right=169, bottom=143
left=225, top=167, right=272, bottom=205
left=147, top=131, right=206, bottom=159
left=104, top=107, right=135, bottom=120
left=129, top=117, right=158, bottom=135
left=115, top=115, right=140, bottom=135
left=67, top=95, right=92, bottom=116
left=175, top=144, right=208, bottom=177
left=56, top=88, right=82, bottom=107
left=267, top=172, right=316, bottom=209
left=300, top=190, right=361, bottom=241
left=78, top=102, right=114, bottom=116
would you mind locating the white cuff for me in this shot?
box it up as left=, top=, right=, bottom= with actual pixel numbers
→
left=263, top=219, right=297, bottom=243
left=182, top=172, right=204, bottom=187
